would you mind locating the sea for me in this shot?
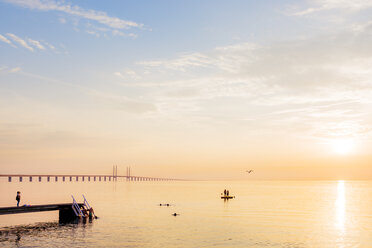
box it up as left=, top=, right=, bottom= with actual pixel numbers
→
left=1, top=179, right=372, bottom=247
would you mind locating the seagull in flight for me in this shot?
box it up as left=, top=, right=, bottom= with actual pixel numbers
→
left=246, top=170, right=253, bottom=173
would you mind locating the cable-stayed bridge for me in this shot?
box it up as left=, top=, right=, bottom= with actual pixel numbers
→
left=0, top=166, right=183, bottom=182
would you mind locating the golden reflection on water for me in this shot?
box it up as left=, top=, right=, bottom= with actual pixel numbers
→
left=336, top=180, right=345, bottom=231
left=3, top=180, right=372, bottom=247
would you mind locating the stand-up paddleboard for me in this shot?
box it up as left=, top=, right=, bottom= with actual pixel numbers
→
left=221, top=196, right=235, bottom=199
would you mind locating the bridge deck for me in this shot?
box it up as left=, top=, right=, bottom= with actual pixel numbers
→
left=0, top=203, right=83, bottom=215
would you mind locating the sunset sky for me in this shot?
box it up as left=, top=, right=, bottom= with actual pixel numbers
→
left=1, top=0, right=372, bottom=180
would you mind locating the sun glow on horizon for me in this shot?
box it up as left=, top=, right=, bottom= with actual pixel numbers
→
left=331, top=139, right=354, bottom=155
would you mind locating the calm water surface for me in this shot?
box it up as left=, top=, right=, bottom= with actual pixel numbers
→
left=1, top=180, right=372, bottom=247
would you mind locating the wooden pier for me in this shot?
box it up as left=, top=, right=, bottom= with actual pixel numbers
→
left=0, top=203, right=84, bottom=222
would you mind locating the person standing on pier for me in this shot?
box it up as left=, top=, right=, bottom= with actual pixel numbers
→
left=16, top=191, right=21, bottom=207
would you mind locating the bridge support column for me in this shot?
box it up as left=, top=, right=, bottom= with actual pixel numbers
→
left=19, top=176, right=22, bottom=182
left=39, top=176, right=42, bottom=182
left=55, top=176, right=58, bottom=182
left=76, top=176, right=79, bottom=182
left=29, top=176, right=32, bottom=182
left=99, top=176, right=101, bottom=181
left=70, top=176, right=72, bottom=181
left=88, top=176, right=90, bottom=182
left=63, top=176, right=65, bottom=182
left=47, top=176, right=50, bottom=182
left=109, top=177, right=111, bottom=181
left=94, top=176, right=96, bottom=181
left=104, top=176, right=106, bottom=181
left=82, top=176, right=84, bottom=182
left=8, top=176, right=11, bottom=182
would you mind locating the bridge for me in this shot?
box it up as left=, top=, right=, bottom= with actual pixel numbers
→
left=0, top=166, right=183, bottom=183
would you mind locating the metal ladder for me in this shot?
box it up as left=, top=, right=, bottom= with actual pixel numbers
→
left=82, top=194, right=92, bottom=211
left=71, top=195, right=83, bottom=217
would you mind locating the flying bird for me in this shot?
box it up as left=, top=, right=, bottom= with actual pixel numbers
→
left=246, top=170, right=253, bottom=173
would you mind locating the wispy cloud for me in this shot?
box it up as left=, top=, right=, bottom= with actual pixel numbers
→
left=137, top=43, right=258, bottom=73
left=43, top=41, right=55, bottom=50
left=86, top=30, right=100, bottom=37
left=28, top=38, right=45, bottom=50
left=2, top=67, right=155, bottom=115
left=0, top=34, right=15, bottom=47
left=1, top=33, right=55, bottom=52
left=9, top=67, right=21, bottom=73
left=292, top=0, right=372, bottom=16
left=0, top=66, right=22, bottom=74
left=4, top=0, right=144, bottom=37
left=117, top=20, right=372, bottom=141
left=87, top=90, right=157, bottom=114
left=114, top=69, right=140, bottom=80
left=6, top=33, right=34, bottom=51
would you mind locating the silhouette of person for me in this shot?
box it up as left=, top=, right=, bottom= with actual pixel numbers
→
left=16, top=191, right=21, bottom=207
left=227, top=190, right=229, bottom=196
left=224, top=189, right=227, bottom=196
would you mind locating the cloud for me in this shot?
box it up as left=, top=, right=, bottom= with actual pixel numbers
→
left=114, top=69, right=140, bottom=80
left=86, top=30, right=100, bottom=37
left=292, top=0, right=372, bottom=16
left=27, top=38, right=45, bottom=50
left=5, top=0, right=143, bottom=31
left=6, top=33, right=34, bottom=51
left=166, top=88, right=200, bottom=98
left=0, top=66, right=22, bottom=74
left=112, top=30, right=137, bottom=38
left=121, top=19, right=372, bottom=141
left=87, top=90, right=157, bottom=114
left=0, top=34, right=15, bottom=47
left=9, top=67, right=21, bottom=73
left=43, top=41, right=55, bottom=50
left=59, top=17, right=66, bottom=24
left=137, top=43, right=258, bottom=73
left=1, top=33, right=56, bottom=52
left=114, top=71, right=124, bottom=78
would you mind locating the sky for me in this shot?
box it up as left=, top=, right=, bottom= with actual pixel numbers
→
left=1, top=0, right=372, bottom=180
